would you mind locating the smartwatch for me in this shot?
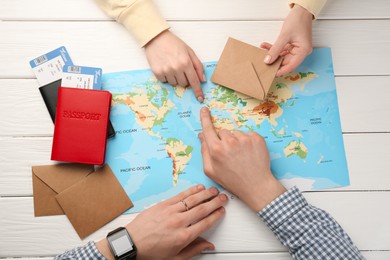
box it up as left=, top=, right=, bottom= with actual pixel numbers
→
left=106, top=227, right=137, bottom=260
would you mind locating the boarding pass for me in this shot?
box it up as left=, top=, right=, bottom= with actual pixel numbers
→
left=61, top=65, right=102, bottom=90
left=29, top=46, right=73, bottom=86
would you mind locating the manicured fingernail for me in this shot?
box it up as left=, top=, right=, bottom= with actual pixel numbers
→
left=210, top=187, right=218, bottom=195
left=202, top=74, right=207, bottom=82
left=264, top=54, right=271, bottom=64
left=201, top=107, right=208, bottom=113
left=197, top=96, right=204, bottom=103
left=204, top=245, right=215, bottom=251
left=219, top=194, right=228, bottom=201
left=197, top=184, right=205, bottom=190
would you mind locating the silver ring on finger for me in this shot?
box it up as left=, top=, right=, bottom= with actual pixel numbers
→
left=180, top=199, right=189, bottom=211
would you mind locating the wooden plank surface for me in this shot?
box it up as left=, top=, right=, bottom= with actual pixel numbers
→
left=0, top=20, right=389, bottom=78
left=336, top=76, right=390, bottom=133
left=1, top=133, right=389, bottom=196
left=199, top=251, right=390, bottom=260
left=1, top=0, right=389, bottom=21
left=1, top=192, right=389, bottom=256
left=3, top=250, right=390, bottom=260
left=1, top=0, right=389, bottom=258
left=1, top=76, right=389, bottom=137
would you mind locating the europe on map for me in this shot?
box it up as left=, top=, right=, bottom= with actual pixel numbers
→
left=102, top=48, right=349, bottom=213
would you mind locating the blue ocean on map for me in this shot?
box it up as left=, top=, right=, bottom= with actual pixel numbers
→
left=102, top=48, right=349, bottom=213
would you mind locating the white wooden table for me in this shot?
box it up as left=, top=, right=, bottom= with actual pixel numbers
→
left=1, top=0, right=390, bottom=259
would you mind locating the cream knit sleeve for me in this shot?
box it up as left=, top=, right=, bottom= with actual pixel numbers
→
left=94, top=0, right=170, bottom=47
left=289, top=0, right=328, bottom=19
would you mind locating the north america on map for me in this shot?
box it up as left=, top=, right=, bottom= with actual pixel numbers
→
left=102, top=48, right=349, bottom=213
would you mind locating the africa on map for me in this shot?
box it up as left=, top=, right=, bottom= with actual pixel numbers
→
left=102, top=48, right=349, bottom=213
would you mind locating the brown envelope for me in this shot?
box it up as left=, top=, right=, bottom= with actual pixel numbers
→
left=55, top=164, right=133, bottom=239
left=211, top=37, right=283, bottom=100
left=32, top=163, right=94, bottom=216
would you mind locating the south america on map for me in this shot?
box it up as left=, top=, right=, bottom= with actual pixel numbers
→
left=102, top=48, right=349, bottom=213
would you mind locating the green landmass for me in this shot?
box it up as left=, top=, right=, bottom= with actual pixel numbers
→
left=185, top=146, right=193, bottom=155
left=166, top=138, right=179, bottom=145
left=286, top=140, right=308, bottom=159
left=237, top=116, right=248, bottom=123
left=160, top=87, right=169, bottom=103
left=153, top=109, right=169, bottom=127
left=145, top=82, right=170, bottom=108
left=175, top=146, right=193, bottom=157
left=214, top=86, right=247, bottom=106
left=271, top=129, right=281, bottom=138
left=276, top=82, right=287, bottom=89
left=299, top=72, right=314, bottom=79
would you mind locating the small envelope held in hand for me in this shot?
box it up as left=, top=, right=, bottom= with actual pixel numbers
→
left=211, top=37, right=283, bottom=100
left=32, top=163, right=94, bottom=216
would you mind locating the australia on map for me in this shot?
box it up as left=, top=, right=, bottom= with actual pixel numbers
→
left=102, top=48, right=349, bottom=213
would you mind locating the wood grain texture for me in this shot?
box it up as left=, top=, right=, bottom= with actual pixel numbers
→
left=1, top=0, right=389, bottom=21
left=337, top=76, right=390, bottom=133
left=1, top=192, right=389, bottom=256
left=1, top=0, right=390, bottom=258
left=0, top=20, right=389, bottom=78
left=2, top=251, right=390, bottom=260
left=1, top=76, right=389, bottom=137
left=198, top=251, right=390, bottom=260
left=1, top=134, right=389, bottom=196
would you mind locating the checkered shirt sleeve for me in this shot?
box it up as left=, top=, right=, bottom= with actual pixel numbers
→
left=54, top=241, right=106, bottom=259
left=258, top=186, right=365, bottom=259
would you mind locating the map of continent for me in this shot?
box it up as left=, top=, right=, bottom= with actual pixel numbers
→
left=102, top=48, right=349, bottom=213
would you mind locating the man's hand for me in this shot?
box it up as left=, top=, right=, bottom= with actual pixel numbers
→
left=145, top=30, right=206, bottom=102
left=199, top=107, right=286, bottom=212
left=262, top=4, right=313, bottom=76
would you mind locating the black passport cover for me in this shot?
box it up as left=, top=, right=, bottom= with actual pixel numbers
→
left=39, top=80, right=115, bottom=138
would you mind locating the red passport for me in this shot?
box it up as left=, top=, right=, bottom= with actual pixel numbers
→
left=51, top=87, right=112, bottom=165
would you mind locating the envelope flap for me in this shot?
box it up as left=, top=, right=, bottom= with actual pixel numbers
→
left=211, top=37, right=281, bottom=100
left=234, top=61, right=265, bottom=99
left=253, top=55, right=283, bottom=94
left=55, top=164, right=133, bottom=239
left=32, top=164, right=94, bottom=194
left=32, top=172, right=65, bottom=216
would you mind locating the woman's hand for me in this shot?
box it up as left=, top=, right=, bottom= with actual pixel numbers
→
left=262, top=4, right=313, bottom=76
left=126, top=185, right=227, bottom=259
left=145, top=30, right=206, bottom=102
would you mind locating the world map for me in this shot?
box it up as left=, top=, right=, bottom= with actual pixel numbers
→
left=102, top=48, right=349, bottom=213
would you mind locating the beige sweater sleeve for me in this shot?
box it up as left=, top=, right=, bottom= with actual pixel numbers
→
left=94, top=0, right=170, bottom=47
left=289, top=0, right=328, bottom=19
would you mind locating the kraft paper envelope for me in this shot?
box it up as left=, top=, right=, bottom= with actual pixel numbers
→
left=32, top=163, right=94, bottom=216
left=55, top=164, right=133, bottom=239
left=211, top=37, right=283, bottom=100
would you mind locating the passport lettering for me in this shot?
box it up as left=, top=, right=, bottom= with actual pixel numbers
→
left=63, top=110, right=102, bottom=120
left=51, top=87, right=112, bottom=165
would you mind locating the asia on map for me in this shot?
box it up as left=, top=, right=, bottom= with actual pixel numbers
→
left=102, top=48, right=349, bottom=213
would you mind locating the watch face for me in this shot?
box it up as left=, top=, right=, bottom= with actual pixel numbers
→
left=107, top=228, right=133, bottom=256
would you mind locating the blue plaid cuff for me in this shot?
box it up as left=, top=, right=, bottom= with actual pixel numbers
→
left=258, top=186, right=307, bottom=231
left=55, top=241, right=106, bottom=259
